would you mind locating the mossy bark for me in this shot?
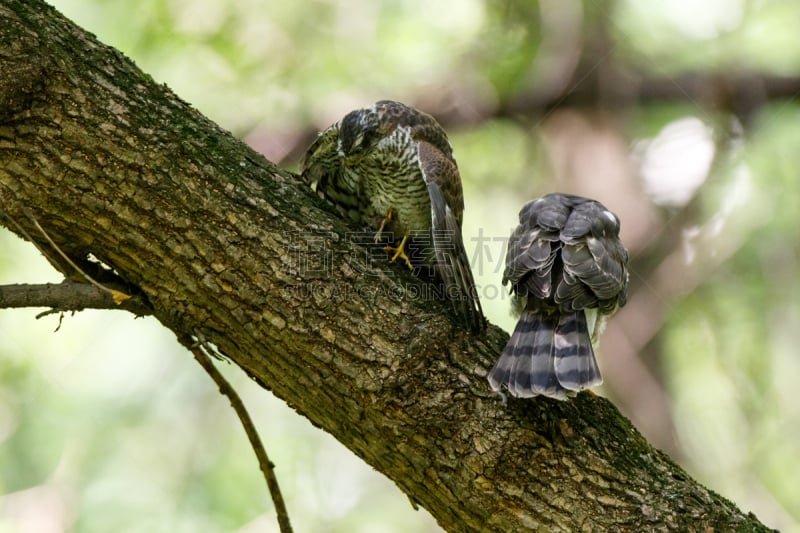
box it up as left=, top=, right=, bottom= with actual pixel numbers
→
left=0, top=1, right=774, bottom=531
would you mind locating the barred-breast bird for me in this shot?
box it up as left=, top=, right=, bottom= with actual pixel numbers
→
left=301, top=100, right=485, bottom=332
left=488, top=193, right=629, bottom=399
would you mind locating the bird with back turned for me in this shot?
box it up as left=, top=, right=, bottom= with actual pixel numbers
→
left=488, top=193, right=629, bottom=399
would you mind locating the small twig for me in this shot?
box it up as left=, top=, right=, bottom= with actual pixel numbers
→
left=36, top=309, right=68, bottom=332
left=1, top=207, right=132, bottom=304
left=23, top=210, right=132, bottom=304
left=0, top=208, right=58, bottom=267
left=188, top=335, right=294, bottom=533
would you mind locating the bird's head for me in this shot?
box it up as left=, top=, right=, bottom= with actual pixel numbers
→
left=336, top=103, right=396, bottom=166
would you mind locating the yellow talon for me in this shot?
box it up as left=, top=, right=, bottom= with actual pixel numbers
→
left=385, top=233, right=413, bottom=270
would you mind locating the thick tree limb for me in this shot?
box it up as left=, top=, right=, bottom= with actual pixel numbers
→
left=0, top=1, right=775, bottom=531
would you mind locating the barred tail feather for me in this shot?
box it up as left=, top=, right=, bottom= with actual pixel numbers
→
left=488, top=310, right=602, bottom=400
left=554, top=311, right=603, bottom=391
left=488, top=311, right=566, bottom=400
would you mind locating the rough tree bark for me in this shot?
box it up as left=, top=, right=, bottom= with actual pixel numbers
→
left=0, top=1, right=775, bottom=532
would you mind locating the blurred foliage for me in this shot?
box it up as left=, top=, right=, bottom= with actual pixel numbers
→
left=663, top=103, right=800, bottom=525
left=614, top=0, right=800, bottom=73
left=2, top=0, right=800, bottom=531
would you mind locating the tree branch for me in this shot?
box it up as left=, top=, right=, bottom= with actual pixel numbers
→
left=0, top=281, right=152, bottom=316
left=0, top=1, right=776, bottom=531
left=187, top=334, right=294, bottom=533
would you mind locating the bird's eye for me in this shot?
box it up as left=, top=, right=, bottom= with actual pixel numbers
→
left=347, top=128, right=380, bottom=156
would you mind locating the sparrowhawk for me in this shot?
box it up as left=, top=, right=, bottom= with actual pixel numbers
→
left=301, top=100, right=485, bottom=332
left=488, top=193, right=629, bottom=399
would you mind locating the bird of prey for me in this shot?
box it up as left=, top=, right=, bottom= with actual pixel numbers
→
left=301, top=100, right=485, bottom=332
left=488, top=193, right=629, bottom=399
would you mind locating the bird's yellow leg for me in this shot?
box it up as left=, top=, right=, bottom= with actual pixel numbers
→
left=385, top=233, right=413, bottom=270
left=374, top=208, right=395, bottom=243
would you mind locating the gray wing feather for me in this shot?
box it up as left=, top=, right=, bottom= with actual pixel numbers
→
left=419, top=141, right=485, bottom=331
left=427, top=180, right=485, bottom=331
left=559, top=199, right=628, bottom=310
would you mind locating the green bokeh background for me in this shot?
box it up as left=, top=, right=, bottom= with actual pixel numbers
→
left=1, top=0, right=799, bottom=531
